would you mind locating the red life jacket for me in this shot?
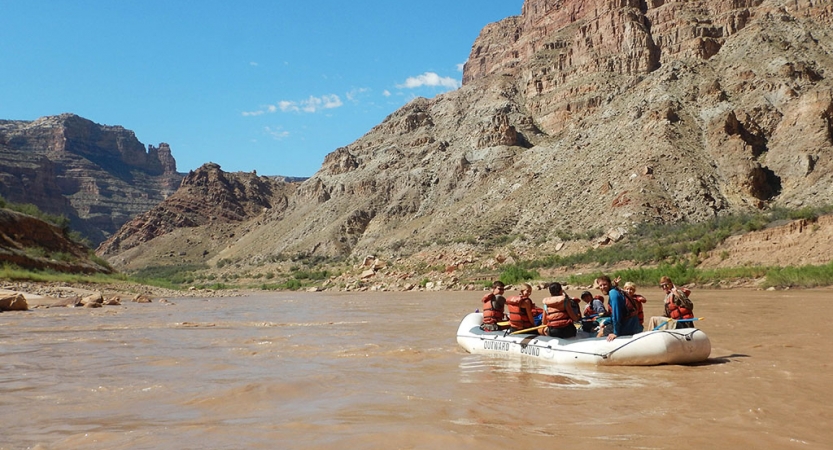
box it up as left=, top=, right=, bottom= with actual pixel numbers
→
left=633, top=294, right=646, bottom=325
left=583, top=303, right=594, bottom=317
left=543, top=295, right=579, bottom=329
left=506, top=296, right=535, bottom=330
left=481, top=293, right=505, bottom=325
left=664, top=289, right=694, bottom=320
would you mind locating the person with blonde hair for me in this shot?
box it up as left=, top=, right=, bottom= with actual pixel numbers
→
left=622, top=281, right=647, bottom=327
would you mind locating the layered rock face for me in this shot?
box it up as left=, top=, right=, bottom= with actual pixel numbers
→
left=102, top=0, right=833, bottom=269
left=0, top=114, right=182, bottom=244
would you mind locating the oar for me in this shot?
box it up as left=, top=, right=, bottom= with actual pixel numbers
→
left=497, top=321, right=509, bottom=326
left=652, top=317, right=704, bottom=331
left=510, top=324, right=547, bottom=335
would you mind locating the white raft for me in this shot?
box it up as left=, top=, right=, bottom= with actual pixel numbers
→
left=457, top=313, right=711, bottom=366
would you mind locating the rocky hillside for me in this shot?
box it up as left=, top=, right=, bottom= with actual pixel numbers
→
left=97, top=163, right=301, bottom=268
left=101, top=0, right=833, bottom=272
left=0, top=114, right=182, bottom=244
left=0, top=208, right=111, bottom=274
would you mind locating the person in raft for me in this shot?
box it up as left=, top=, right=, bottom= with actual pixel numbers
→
left=660, top=276, right=695, bottom=328
left=596, top=275, right=643, bottom=341
left=622, top=281, right=647, bottom=327
left=539, top=282, right=581, bottom=338
left=479, top=280, right=507, bottom=331
left=580, top=290, right=608, bottom=332
left=506, top=283, right=537, bottom=333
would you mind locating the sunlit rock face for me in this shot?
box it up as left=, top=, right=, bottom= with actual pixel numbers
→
left=100, top=0, right=833, bottom=268
left=0, top=113, right=183, bottom=244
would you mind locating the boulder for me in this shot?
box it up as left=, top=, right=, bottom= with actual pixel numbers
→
left=133, top=294, right=153, bottom=303
left=81, top=292, right=104, bottom=306
left=360, top=269, right=376, bottom=279
left=0, top=293, right=28, bottom=311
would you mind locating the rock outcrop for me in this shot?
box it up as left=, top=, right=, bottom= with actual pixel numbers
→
left=101, top=0, right=833, bottom=271
left=0, top=114, right=183, bottom=244
left=97, top=163, right=300, bottom=268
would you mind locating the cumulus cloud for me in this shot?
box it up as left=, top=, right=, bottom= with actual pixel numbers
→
left=243, top=94, right=344, bottom=117
left=397, top=72, right=461, bottom=90
left=457, top=62, right=466, bottom=72
left=383, top=90, right=391, bottom=97
left=298, top=94, right=343, bottom=113
left=278, top=100, right=298, bottom=112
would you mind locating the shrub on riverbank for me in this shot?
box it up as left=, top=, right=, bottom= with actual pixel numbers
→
left=562, top=261, right=833, bottom=289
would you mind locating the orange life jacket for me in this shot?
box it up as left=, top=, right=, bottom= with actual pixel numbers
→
left=506, top=296, right=535, bottom=330
left=481, top=293, right=505, bottom=325
left=664, top=289, right=694, bottom=320
left=543, top=295, right=580, bottom=329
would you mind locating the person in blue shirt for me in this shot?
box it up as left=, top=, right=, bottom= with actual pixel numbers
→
left=596, top=275, right=643, bottom=341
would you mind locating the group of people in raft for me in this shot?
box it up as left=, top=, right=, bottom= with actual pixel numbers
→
left=479, top=275, right=695, bottom=341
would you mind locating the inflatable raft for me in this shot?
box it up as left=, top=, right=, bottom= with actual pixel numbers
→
left=456, top=313, right=711, bottom=366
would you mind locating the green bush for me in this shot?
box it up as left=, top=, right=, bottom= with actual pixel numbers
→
left=763, top=261, right=833, bottom=288
left=129, top=264, right=208, bottom=289
left=283, top=279, right=302, bottom=290
left=499, top=264, right=539, bottom=285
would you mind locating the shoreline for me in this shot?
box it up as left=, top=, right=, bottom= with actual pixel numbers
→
left=4, top=277, right=829, bottom=311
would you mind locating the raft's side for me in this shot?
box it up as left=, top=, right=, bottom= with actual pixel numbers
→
left=598, top=329, right=706, bottom=365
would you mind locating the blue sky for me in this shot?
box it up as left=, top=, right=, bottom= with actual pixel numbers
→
left=0, top=1, right=523, bottom=177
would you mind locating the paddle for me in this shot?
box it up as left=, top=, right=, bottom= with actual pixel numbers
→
left=652, top=317, right=704, bottom=331
left=510, top=324, right=547, bottom=335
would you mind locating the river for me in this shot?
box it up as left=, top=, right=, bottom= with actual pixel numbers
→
left=0, top=288, right=830, bottom=449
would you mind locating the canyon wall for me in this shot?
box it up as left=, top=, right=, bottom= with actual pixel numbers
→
left=0, top=114, right=182, bottom=244
left=100, top=0, right=833, bottom=270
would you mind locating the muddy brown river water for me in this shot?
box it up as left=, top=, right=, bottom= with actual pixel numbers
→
left=0, top=288, right=830, bottom=449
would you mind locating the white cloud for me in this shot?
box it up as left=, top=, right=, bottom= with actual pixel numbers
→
left=299, top=94, right=343, bottom=113
left=397, top=72, right=461, bottom=90
left=250, top=61, right=259, bottom=67
left=264, top=126, right=290, bottom=140
left=244, top=94, right=345, bottom=117
left=346, top=87, right=369, bottom=102
left=457, top=62, right=466, bottom=72
left=383, top=90, right=391, bottom=97
left=278, top=100, right=298, bottom=112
